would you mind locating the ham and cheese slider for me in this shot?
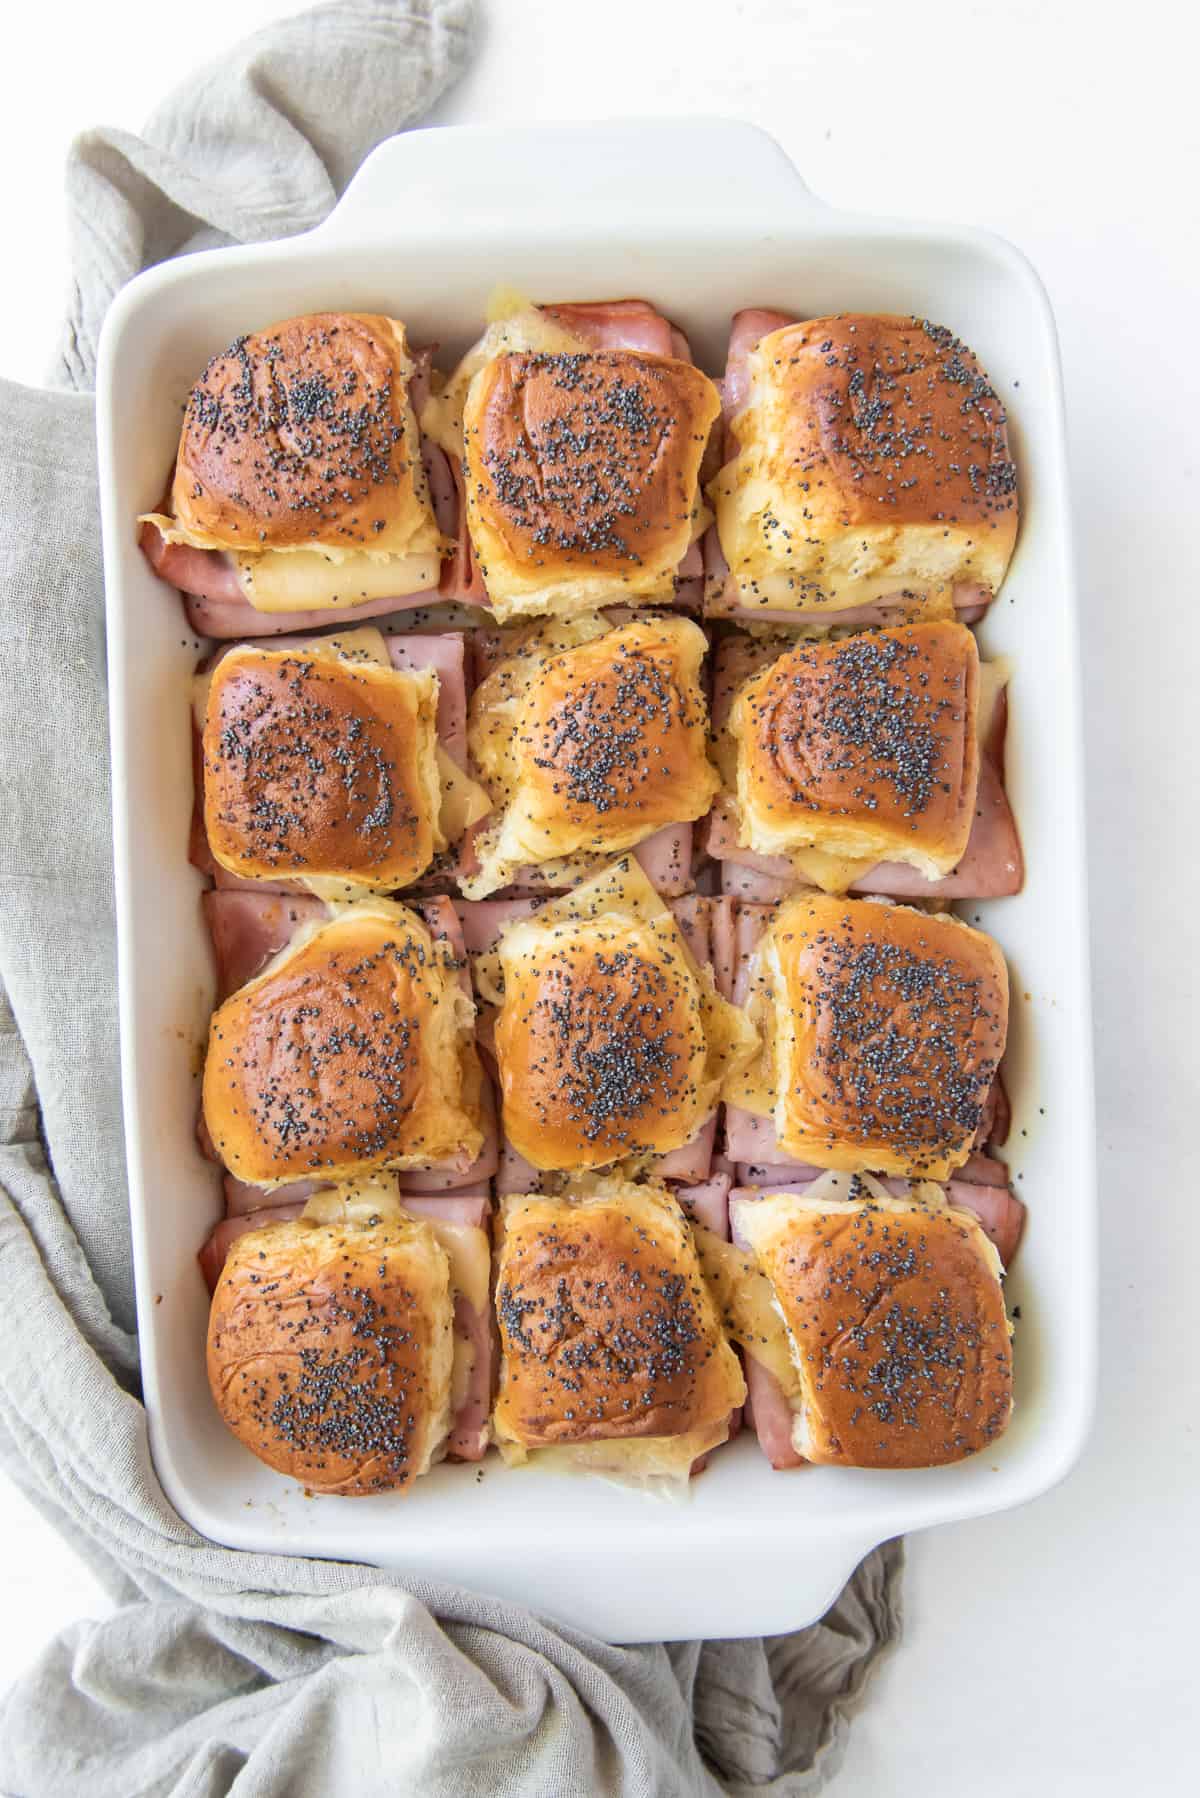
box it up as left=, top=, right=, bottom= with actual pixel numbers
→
left=707, top=624, right=1022, bottom=900
left=198, top=630, right=487, bottom=899
left=423, top=298, right=720, bottom=620
left=476, top=859, right=756, bottom=1175
left=202, top=899, right=483, bottom=1188
left=708, top=312, right=1018, bottom=625
left=492, top=1178, right=745, bottom=1482
left=462, top=614, right=719, bottom=898
left=207, top=1180, right=489, bottom=1493
left=727, top=621, right=1000, bottom=893
left=713, top=1174, right=1013, bottom=1469
left=140, top=314, right=445, bottom=637
left=728, top=894, right=1008, bottom=1181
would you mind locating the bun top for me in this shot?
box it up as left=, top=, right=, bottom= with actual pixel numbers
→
left=206, top=1207, right=454, bottom=1493
left=493, top=1181, right=745, bottom=1451
left=202, top=902, right=482, bottom=1187
left=202, top=644, right=442, bottom=891
left=464, top=615, right=718, bottom=894
left=743, top=894, right=1008, bottom=1179
left=731, top=621, right=980, bottom=879
left=735, top=1184, right=1013, bottom=1467
left=171, top=313, right=437, bottom=557
left=463, top=348, right=720, bottom=616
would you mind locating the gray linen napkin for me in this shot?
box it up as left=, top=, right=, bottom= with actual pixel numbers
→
left=0, top=4, right=901, bottom=1790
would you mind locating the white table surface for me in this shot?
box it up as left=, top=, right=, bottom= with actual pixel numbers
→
left=1, top=0, right=1195, bottom=1789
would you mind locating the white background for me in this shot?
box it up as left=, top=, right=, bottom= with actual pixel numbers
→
left=1, top=0, right=1196, bottom=1792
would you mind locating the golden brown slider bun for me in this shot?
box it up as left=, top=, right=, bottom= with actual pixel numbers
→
left=489, top=859, right=756, bottom=1171
left=493, top=1180, right=745, bottom=1467
left=730, top=621, right=980, bottom=884
left=168, top=314, right=438, bottom=557
left=203, top=643, right=443, bottom=893
left=711, top=314, right=1018, bottom=616
left=207, top=1206, right=454, bottom=1493
left=202, top=900, right=482, bottom=1187
left=736, top=1182, right=1013, bottom=1467
left=464, top=615, right=719, bottom=896
left=732, top=894, right=1008, bottom=1179
left=463, top=349, right=720, bottom=620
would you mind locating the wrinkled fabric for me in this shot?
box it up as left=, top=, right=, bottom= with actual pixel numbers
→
left=0, top=3, right=901, bottom=1790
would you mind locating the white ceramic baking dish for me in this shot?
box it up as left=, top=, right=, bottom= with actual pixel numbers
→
left=96, top=118, right=1096, bottom=1643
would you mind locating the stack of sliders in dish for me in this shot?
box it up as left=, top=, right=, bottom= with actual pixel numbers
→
left=142, top=298, right=722, bottom=632
left=163, top=295, right=1027, bottom=1488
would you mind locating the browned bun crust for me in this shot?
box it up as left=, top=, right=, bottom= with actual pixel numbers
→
left=202, top=906, right=480, bottom=1187
left=494, top=917, right=708, bottom=1170
left=768, top=314, right=1017, bottom=534
left=765, top=895, right=1008, bottom=1179
left=511, top=616, right=717, bottom=848
left=207, top=1213, right=453, bottom=1493
left=733, top=621, right=980, bottom=872
left=493, top=1185, right=744, bottom=1448
left=749, top=1191, right=1012, bottom=1466
left=465, top=350, right=719, bottom=589
left=172, top=313, right=422, bottom=550
left=203, top=648, right=439, bottom=889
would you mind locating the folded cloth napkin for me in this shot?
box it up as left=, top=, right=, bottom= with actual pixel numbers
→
left=0, top=3, right=901, bottom=1789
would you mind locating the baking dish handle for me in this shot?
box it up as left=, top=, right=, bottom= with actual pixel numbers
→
left=315, top=118, right=822, bottom=241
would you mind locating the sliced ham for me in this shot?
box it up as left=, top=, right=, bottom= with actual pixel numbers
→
left=396, top=1077, right=499, bottom=1192
left=198, top=1202, right=307, bottom=1294
left=946, top=1180, right=1026, bottom=1266
left=721, top=308, right=796, bottom=430
left=539, top=299, right=677, bottom=357
left=632, top=822, right=693, bottom=896
left=456, top=898, right=542, bottom=955
left=735, top=1160, right=824, bottom=1189
left=494, top=1138, right=546, bottom=1198
left=709, top=896, right=738, bottom=1004
left=385, top=633, right=469, bottom=768
left=705, top=768, right=1021, bottom=900
left=223, top=1174, right=323, bottom=1217
left=960, top=1151, right=1011, bottom=1188
left=437, top=455, right=490, bottom=606
left=656, top=1113, right=717, bottom=1184
left=668, top=894, right=710, bottom=966
left=743, top=1357, right=805, bottom=1471
left=720, top=862, right=791, bottom=904
left=423, top=439, right=459, bottom=539
left=202, top=890, right=328, bottom=1002
left=675, top=1175, right=731, bottom=1238
left=723, top=1106, right=785, bottom=1167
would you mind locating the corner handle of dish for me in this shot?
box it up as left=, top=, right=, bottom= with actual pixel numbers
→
left=316, top=118, right=823, bottom=241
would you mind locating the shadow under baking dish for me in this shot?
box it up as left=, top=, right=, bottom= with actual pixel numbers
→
left=96, top=118, right=1096, bottom=1643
